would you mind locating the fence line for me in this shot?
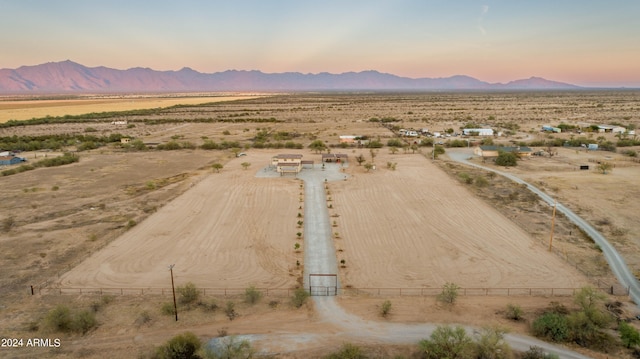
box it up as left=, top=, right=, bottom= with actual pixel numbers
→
left=32, top=285, right=630, bottom=297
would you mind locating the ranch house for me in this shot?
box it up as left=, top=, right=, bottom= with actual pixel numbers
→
left=272, top=154, right=303, bottom=175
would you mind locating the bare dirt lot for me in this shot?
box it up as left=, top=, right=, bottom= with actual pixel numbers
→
left=1, top=92, right=639, bottom=358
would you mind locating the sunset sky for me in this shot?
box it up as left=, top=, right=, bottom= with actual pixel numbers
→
left=1, top=0, right=639, bottom=87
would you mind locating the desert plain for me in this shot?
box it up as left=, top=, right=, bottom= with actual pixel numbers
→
left=1, top=92, right=640, bottom=358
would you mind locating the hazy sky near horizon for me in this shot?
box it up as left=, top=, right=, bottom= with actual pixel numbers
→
left=1, top=0, right=639, bottom=87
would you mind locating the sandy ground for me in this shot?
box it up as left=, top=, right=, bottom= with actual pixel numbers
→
left=58, top=151, right=301, bottom=289
left=58, top=149, right=586, bottom=292
left=0, top=95, right=261, bottom=122
left=331, top=151, right=587, bottom=289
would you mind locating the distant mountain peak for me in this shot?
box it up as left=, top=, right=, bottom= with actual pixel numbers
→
left=0, top=60, right=582, bottom=93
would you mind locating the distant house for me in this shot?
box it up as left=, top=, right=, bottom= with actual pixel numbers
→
left=0, top=155, right=25, bottom=166
left=463, top=128, right=494, bottom=136
left=339, top=135, right=368, bottom=146
left=272, top=154, right=303, bottom=175
left=339, top=135, right=358, bottom=144
left=474, top=145, right=532, bottom=158
left=597, top=125, right=626, bottom=134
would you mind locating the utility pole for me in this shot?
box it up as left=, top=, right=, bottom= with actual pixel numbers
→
left=169, top=264, right=178, bottom=321
left=549, top=200, right=557, bottom=251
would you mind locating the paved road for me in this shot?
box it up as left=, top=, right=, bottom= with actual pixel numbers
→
left=446, top=148, right=640, bottom=307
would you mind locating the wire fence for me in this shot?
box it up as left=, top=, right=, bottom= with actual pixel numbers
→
left=30, top=285, right=630, bottom=298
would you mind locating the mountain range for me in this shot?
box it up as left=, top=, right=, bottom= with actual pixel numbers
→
left=0, top=60, right=582, bottom=93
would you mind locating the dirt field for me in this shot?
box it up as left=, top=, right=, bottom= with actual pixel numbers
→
left=1, top=92, right=639, bottom=358
left=58, top=150, right=302, bottom=289
left=0, top=94, right=261, bottom=122
left=330, top=151, right=586, bottom=289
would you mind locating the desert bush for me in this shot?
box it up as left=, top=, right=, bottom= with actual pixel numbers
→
left=73, top=310, right=98, bottom=334
left=458, top=172, right=473, bottom=184
left=432, top=144, right=445, bottom=158
left=532, top=312, right=569, bottom=342
left=225, top=301, right=237, bottom=321
left=135, top=311, right=152, bottom=327
left=387, top=138, right=403, bottom=147
left=204, top=336, right=254, bottom=359
left=474, top=327, right=512, bottom=359
left=292, top=288, right=310, bottom=308
left=522, top=346, right=559, bottom=359
left=495, top=151, right=518, bottom=166
left=619, top=321, right=640, bottom=348
left=419, top=325, right=473, bottom=359
left=161, top=302, right=176, bottom=316
left=244, top=285, right=262, bottom=305
left=380, top=300, right=392, bottom=318
left=178, top=282, right=200, bottom=305
left=474, top=175, right=489, bottom=187
left=197, top=299, right=219, bottom=312
left=43, top=305, right=73, bottom=333
left=43, top=305, right=97, bottom=334
left=505, top=303, right=524, bottom=321
left=154, top=332, right=201, bottom=359
left=437, top=282, right=460, bottom=305
left=325, top=343, right=366, bottom=359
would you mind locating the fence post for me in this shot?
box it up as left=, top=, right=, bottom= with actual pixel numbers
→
left=30, top=285, right=34, bottom=295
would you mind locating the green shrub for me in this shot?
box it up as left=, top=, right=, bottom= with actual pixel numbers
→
left=380, top=300, right=392, bottom=317
left=197, top=299, right=218, bottom=312
left=178, top=282, right=200, bottom=305
left=292, top=288, right=310, bottom=308
left=43, top=305, right=73, bottom=333
left=72, top=310, right=97, bottom=334
left=619, top=321, right=640, bottom=348
left=244, top=285, right=262, bottom=305
left=325, top=343, right=366, bottom=359
left=495, top=151, right=518, bottom=166
left=474, top=175, right=489, bottom=187
left=154, top=332, right=201, bottom=359
left=505, top=303, right=524, bottom=321
left=437, top=282, right=460, bottom=305
left=43, top=305, right=97, bottom=334
left=458, top=172, right=473, bottom=184
left=532, top=312, right=569, bottom=342
left=225, top=301, right=237, bottom=321
left=419, top=325, right=473, bottom=359
left=205, top=336, right=254, bottom=359
left=161, top=302, right=176, bottom=316
left=522, top=346, right=560, bottom=359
